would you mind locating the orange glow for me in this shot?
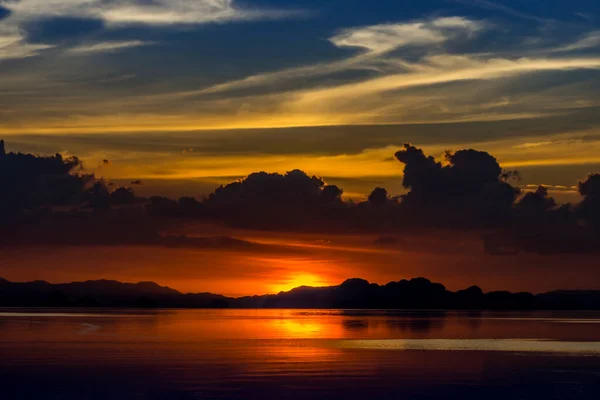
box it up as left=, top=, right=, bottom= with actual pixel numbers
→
left=1, top=228, right=600, bottom=295
left=270, top=272, right=332, bottom=293
left=255, top=257, right=339, bottom=293
left=269, top=318, right=329, bottom=338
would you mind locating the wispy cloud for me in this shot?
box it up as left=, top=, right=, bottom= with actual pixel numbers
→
left=573, top=12, right=593, bottom=22
left=454, top=0, right=554, bottom=24
left=290, top=56, right=600, bottom=108
left=0, top=0, right=303, bottom=60
left=330, top=23, right=445, bottom=54
left=1, top=5, right=599, bottom=136
left=67, top=40, right=154, bottom=54
left=330, top=17, right=483, bottom=54
left=553, top=31, right=600, bottom=53
left=1, top=0, right=303, bottom=26
left=166, top=14, right=600, bottom=125
left=0, top=23, right=53, bottom=60
left=0, top=32, right=53, bottom=60
left=179, top=17, right=484, bottom=98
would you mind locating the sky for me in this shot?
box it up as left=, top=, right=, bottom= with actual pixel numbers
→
left=1, top=1, right=600, bottom=295
left=2, top=224, right=599, bottom=296
left=1, top=0, right=599, bottom=200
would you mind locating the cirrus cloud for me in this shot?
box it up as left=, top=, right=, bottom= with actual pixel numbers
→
left=329, top=16, right=483, bottom=54
left=0, top=0, right=304, bottom=60
left=67, top=40, right=154, bottom=54
left=1, top=0, right=303, bottom=27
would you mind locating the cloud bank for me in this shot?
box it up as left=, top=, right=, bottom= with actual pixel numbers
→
left=2, top=141, right=599, bottom=254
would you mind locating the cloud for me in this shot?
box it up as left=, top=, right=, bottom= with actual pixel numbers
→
left=0, top=147, right=91, bottom=215
left=2, top=142, right=599, bottom=253
left=573, top=12, right=593, bottom=22
left=0, top=27, right=53, bottom=60
left=1, top=0, right=301, bottom=27
left=513, top=141, right=555, bottom=149
left=577, top=173, right=600, bottom=229
left=288, top=56, right=600, bottom=112
left=514, top=185, right=556, bottom=218
left=117, top=16, right=600, bottom=133
left=579, top=174, right=600, bottom=199
left=157, top=16, right=483, bottom=100
left=454, top=0, right=554, bottom=24
left=430, top=16, right=482, bottom=31
left=393, top=143, right=519, bottom=226
left=553, top=32, right=600, bottom=53
left=386, top=144, right=600, bottom=253
left=521, top=184, right=578, bottom=193
left=205, top=169, right=346, bottom=229
left=0, top=0, right=302, bottom=62
left=67, top=40, right=154, bottom=54
left=0, top=7, right=599, bottom=139
left=329, top=23, right=444, bottom=54
left=329, top=17, right=483, bottom=54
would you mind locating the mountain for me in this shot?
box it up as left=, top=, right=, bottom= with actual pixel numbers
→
left=1, top=277, right=599, bottom=310
left=232, top=278, right=535, bottom=309
left=0, top=278, right=229, bottom=308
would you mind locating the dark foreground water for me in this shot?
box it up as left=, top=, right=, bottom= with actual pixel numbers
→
left=1, top=309, right=600, bottom=399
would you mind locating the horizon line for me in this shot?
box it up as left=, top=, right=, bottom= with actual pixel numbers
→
left=0, top=276, right=585, bottom=298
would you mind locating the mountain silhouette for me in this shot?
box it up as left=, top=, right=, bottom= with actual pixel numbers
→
left=0, top=278, right=229, bottom=308
left=1, top=277, right=600, bottom=310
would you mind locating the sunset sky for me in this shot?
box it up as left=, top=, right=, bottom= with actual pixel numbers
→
left=3, top=225, right=600, bottom=296
left=1, top=1, right=600, bottom=295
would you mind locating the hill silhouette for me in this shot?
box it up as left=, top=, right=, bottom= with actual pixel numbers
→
left=1, top=277, right=599, bottom=310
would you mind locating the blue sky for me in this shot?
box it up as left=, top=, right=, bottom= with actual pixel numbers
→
left=1, top=0, right=600, bottom=199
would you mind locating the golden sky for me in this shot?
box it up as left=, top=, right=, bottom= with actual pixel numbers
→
left=2, top=1, right=599, bottom=199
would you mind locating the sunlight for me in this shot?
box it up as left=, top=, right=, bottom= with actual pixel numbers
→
left=270, top=272, right=332, bottom=293
left=270, top=318, right=325, bottom=338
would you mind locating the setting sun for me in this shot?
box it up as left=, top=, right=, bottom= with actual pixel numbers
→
left=271, top=273, right=333, bottom=293
left=271, top=273, right=332, bottom=293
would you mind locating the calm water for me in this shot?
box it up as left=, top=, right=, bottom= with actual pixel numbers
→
left=1, top=309, right=600, bottom=399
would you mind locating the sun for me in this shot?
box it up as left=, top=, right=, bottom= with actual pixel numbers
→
left=270, top=273, right=330, bottom=293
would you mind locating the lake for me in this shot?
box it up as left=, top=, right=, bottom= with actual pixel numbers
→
left=1, top=309, right=600, bottom=399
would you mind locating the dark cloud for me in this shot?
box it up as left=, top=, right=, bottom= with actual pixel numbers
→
left=394, top=143, right=518, bottom=227
left=514, top=186, right=557, bottom=219
left=1, top=140, right=599, bottom=253
left=577, top=174, right=600, bottom=228
left=367, top=187, right=389, bottom=206
left=84, top=181, right=112, bottom=210
left=146, top=196, right=180, bottom=217
left=579, top=174, right=600, bottom=199
left=321, top=184, right=344, bottom=203
left=495, top=179, right=600, bottom=254
left=110, top=187, right=138, bottom=206
left=204, top=169, right=347, bottom=229
left=0, top=143, right=92, bottom=216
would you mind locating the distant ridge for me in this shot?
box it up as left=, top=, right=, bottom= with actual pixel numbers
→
left=1, top=277, right=600, bottom=310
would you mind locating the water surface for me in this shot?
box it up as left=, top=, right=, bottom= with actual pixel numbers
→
left=1, top=309, right=600, bottom=399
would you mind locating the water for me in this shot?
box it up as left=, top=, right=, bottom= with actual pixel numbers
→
left=1, top=309, right=600, bottom=399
